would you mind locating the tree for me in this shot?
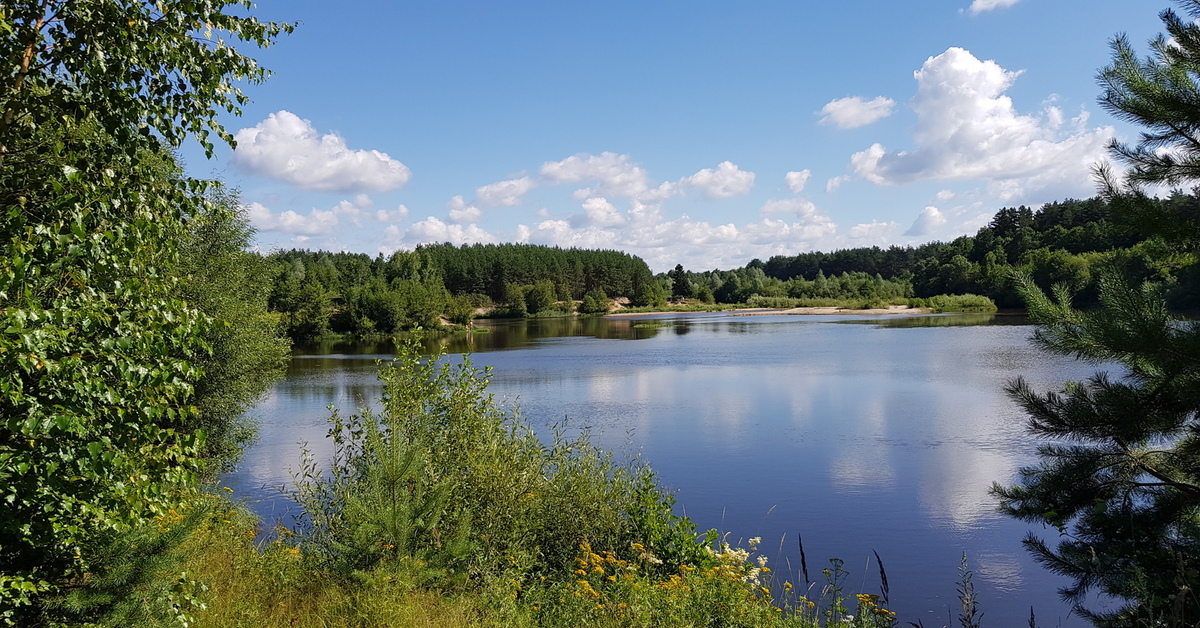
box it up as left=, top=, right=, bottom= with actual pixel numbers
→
left=0, top=2, right=290, bottom=622
left=175, top=188, right=291, bottom=474
left=669, top=263, right=692, bottom=299
left=993, top=4, right=1200, bottom=625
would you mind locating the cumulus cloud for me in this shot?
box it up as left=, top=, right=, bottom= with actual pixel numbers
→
left=967, top=0, right=1019, bottom=14
left=785, top=170, right=811, bottom=193
left=476, top=176, right=536, bottom=207
left=760, top=198, right=819, bottom=219
left=540, top=152, right=650, bottom=197
left=850, top=48, right=1114, bottom=199
left=819, top=96, right=896, bottom=129
left=244, top=201, right=338, bottom=236
left=904, top=206, right=948, bottom=236
left=447, top=195, right=482, bottom=224
left=579, top=197, right=627, bottom=227
left=849, top=221, right=901, bottom=241
left=376, top=204, right=410, bottom=223
left=681, top=161, right=756, bottom=198
left=232, top=111, right=411, bottom=192
left=826, top=175, right=851, bottom=192
left=401, top=217, right=497, bottom=246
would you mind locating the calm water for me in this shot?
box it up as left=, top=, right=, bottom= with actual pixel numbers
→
left=224, top=312, right=1106, bottom=626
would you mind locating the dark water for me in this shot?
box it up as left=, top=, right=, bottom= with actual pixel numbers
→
left=224, top=312, right=1104, bottom=626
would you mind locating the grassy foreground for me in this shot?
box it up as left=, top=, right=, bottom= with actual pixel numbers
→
left=181, top=505, right=899, bottom=628
left=172, top=336, right=902, bottom=628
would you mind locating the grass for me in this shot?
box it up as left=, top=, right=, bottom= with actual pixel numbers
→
left=181, top=508, right=902, bottom=628
left=744, top=295, right=910, bottom=310
left=614, top=302, right=738, bottom=313
left=907, top=294, right=998, bottom=313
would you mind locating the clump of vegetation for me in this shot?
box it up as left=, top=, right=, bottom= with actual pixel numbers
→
left=908, top=294, right=997, bottom=313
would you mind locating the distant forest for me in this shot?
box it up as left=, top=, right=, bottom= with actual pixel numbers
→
left=682, top=193, right=1199, bottom=309
left=264, top=192, right=1200, bottom=340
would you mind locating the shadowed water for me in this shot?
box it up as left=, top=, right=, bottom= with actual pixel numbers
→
left=224, top=312, right=1103, bottom=626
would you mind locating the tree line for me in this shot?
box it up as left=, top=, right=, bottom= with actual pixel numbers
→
left=666, top=193, right=1197, bottom=309
left=264, top=244, right=665, bottom=340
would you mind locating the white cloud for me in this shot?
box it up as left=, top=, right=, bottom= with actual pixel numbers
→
left=475, top=176, right=536, bottom=207
left=935, top=189, right=957, bottom=202
left=850, top=48, right=1114, bottom=200
left=540, top=152, right=650, bottom=197
left=580, top=197, right=627, bottom=227
left=760, top=198, right=819, bottom=219
left=403, top=217, right=497, bottom=246
left=681, top=161, right=756, bottom=198
left=447, top=195, right=483, bottom=224
left=785, top=170, right=811, bottom=193
left=849, top=221, right=901, bottom=241
left=905, top=206, right=948, bottom=236
left=244, top=201, right=338, bottom=236
left=524, top=220, right=621, bottom=249
left=819, top=96, right=896, bottom=129
left=376, top=204, right=410, bottom=223
left=826, top=175, right=851, bottom=192
left=330, top=198, right=367, bottom=226
left=232, top=110, right=411, bottom=192
left=967, top=0, right=1019, bottom=14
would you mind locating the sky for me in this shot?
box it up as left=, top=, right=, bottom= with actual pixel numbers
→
left=179, top=0, right=1171, bottom=273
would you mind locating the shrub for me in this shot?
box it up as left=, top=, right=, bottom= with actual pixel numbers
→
left=288, top=336, right=709, bottom=586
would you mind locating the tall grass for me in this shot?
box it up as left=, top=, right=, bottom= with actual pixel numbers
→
left=907, top=294, right=997, bottom=313
left=745, top=295, right=910, bottom=310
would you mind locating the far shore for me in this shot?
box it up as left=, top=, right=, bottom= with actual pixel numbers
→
left=605, top=304, right=932, bottom=318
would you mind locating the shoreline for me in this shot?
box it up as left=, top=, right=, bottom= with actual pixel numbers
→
left=605, top=304, right=932, bottom=318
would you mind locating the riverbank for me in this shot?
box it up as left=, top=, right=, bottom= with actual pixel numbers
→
left=605, top=304, right=931, bottom=318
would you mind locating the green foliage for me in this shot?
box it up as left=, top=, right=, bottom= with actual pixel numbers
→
left=0, top=0, right=289, bottom=622
left=0, top=139, right=210, bottom=625
left=39, top=505, right=211, bottom=628
left=907, top=294, right=997, bottom=313
left=669, top=264, right=693, bottom=299
left=992, top=6, right=1200, bottom=626
left=578, top=289, right=611, bottom=315
left=1, top=1, right=292, bottom=162
left=992, top=273, right=1200, bottom=626
left=289, top=336, right=715, bottom=588
left=1098, top=1, right=1200, bottom=186
left=176, top=189, right=290, bottom=473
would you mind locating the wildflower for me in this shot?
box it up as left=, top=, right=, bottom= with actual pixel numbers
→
left=748, top=536, right=762, bottom=550
left=757, top=555, right=769, bottom=568
left=784, top=581, right=794, bottom=592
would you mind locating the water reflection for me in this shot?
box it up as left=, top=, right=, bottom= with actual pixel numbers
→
left=227, top=312, right=1099, bottom=627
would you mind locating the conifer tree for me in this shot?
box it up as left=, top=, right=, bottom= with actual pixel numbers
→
left=993, top=3, right=1200, bottom=625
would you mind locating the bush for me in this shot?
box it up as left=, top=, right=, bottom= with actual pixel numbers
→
left=578, top=289, right=611, bottom=315
left=288, top=336, right=709, bottom=586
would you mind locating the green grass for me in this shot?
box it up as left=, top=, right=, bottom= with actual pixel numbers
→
left=907, top=294, right=998, bottom=313
left=615, top=302, right=738, bottom=313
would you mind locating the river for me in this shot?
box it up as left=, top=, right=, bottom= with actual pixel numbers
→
left=223, top=311, right=1105, bottom=626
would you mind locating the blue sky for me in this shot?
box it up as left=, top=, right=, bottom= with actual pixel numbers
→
left=182, top=0, right=1168, bottom=272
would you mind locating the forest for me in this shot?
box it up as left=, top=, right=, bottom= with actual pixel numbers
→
left=265, top=192, right=1198, bottom=342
